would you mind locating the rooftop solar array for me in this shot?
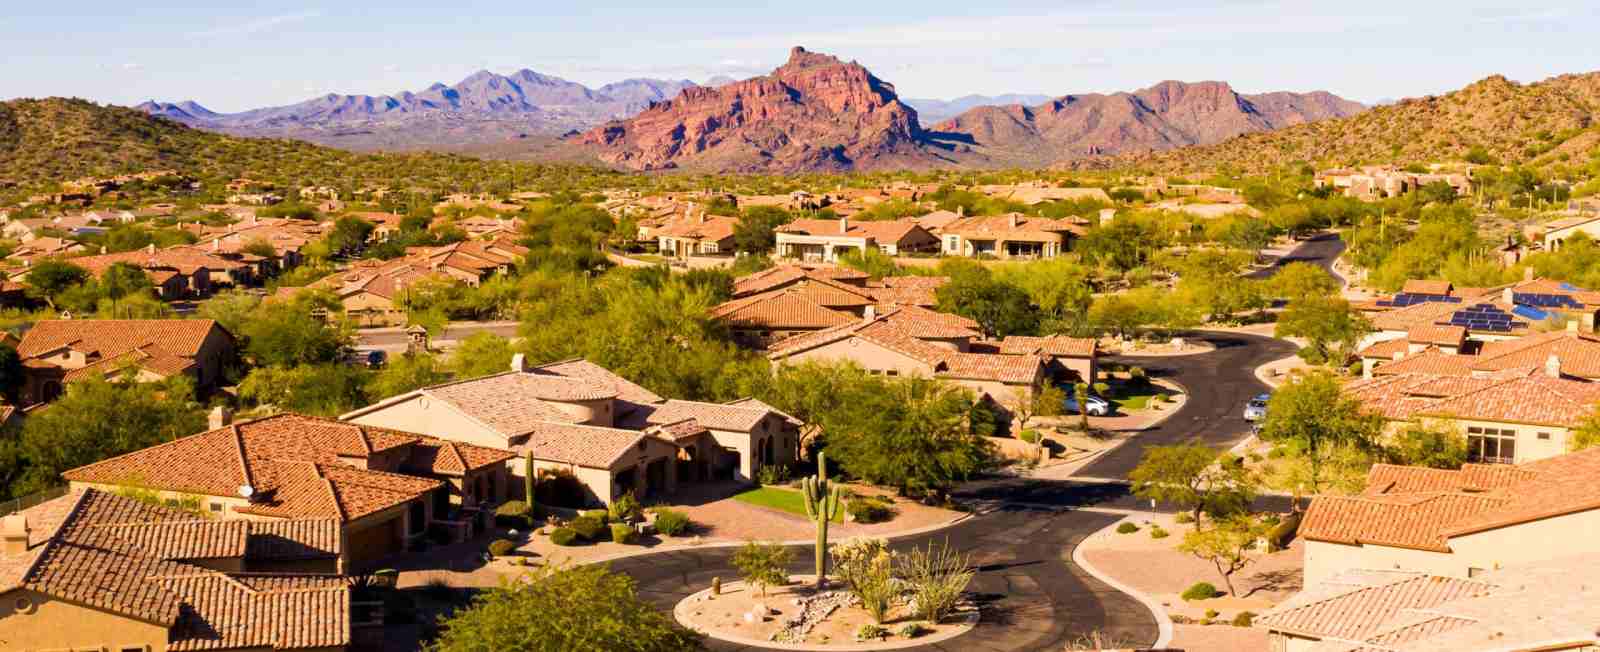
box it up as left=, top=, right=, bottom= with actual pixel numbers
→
left=1375, top=293, right=1464, bottom=308
left=1512, top=292, right=1583, bottom=310
left=1447, top=304, right=1518, bottom=333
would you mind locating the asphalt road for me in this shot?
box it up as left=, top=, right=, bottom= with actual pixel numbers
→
left=1248, top=231, right=1347, bottom=282
left=353, top=321, right=520, bottom=350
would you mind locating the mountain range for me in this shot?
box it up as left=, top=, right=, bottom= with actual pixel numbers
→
left=904, top=94, right=1053, bottom=124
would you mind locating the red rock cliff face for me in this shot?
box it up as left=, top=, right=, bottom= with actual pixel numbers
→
left=574, top=47, right=942, bottom=172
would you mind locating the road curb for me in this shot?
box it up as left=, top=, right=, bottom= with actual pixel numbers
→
left=1072, top=517, right=1175, bottom=650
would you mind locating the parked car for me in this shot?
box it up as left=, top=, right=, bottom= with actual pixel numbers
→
left=1243, top=393, right=1271, bottom=421
left=1063, top=393, right=1112, bottom=417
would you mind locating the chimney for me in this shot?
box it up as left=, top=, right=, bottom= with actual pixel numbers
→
left=2, top=513, right=29, bottom=557
left=511, top=353, right=529, bottom=373
left=1009, top=213, right=1019, bottom=229
left=839, top=217, right=849, bottom=234
left=1525, top=267, right=1536, bottom=282
left=863, top=305, right=877, bottom=322
left=956, top=205, right=965, bottom=217
left=208, top=406, right=233, bottom=430
left=1547, top=354, right=1562, bottom=379
left=1392, top=351, right=1405, bottom=362
left=1503, top=288, right=1515, bottom=305
left=145, top=243, right=156, bottom=254
left=1569, top=319, right=1581, bottom=334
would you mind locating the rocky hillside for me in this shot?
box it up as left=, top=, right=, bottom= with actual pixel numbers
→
left=906, top=94, right=1052, bottom=124
left=135, top=70, right=700, bottom=151
left=933, top=80, right=1365, bottom=167
left=1097, top=72, right=1600, bottom=174
left=571, top=47, right=953, bottom=172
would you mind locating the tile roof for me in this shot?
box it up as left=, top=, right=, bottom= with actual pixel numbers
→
left=999, top=334, right=1098, bottom=358
left=1405, top=325, right=1465, bottom=347
left=1369, top=348, right=1478, bottom=377
left=1258, top=572, right=1492, bottom=642
left=511, top=422, right=652, bottom=469
left=710, top=290, right=858, bottom=330
left=532, top=358, right=665, bottom=405
left=17, top=319, right=228, bottom=368
left=731, top=265, right=869, bottom=297
left=1469, top=331, right=1600, bottom=378
left=942, top=214, right=1084, bottom=240
left=641, top=399, right=776, bottom=433
left=939, top=352, right=1046, bottom=385
left=1, top=489, right=348, bottom=649
left=1416, top=375, right=1600, bottom=427
left=877, top=305, right=980, bottom=339
left=1358, top=337, right=1411, bottom=360
left=60, top=414, right=483, bottom=523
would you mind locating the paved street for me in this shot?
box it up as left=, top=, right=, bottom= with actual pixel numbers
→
left=353, top=321, right=520, bottom=351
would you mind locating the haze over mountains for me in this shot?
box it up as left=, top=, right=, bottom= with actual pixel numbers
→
left=135, top=46, right=1366, bottom=172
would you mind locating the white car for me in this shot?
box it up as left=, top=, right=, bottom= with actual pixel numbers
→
left=1243, top=393, right=1271, bottom=422
left=1063, top=393, right=1112, bottom=417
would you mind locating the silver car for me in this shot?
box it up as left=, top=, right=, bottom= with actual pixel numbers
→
left=1243, top=393, right=1270, bottom=422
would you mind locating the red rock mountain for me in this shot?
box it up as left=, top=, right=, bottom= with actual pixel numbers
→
left=933, top=80, right=1366, bottom=166
left=573, top=47, right=949, bottom=172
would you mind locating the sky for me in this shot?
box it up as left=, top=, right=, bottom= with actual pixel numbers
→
left=3, top=1, right=1597, bottom=112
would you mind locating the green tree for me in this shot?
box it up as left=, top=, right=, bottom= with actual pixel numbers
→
left=732, top=540, right=794, bottom=598
left=24, top=260, right=90, bottom=308
left=367, top=352, right=449, bottom=400
left=836, top=248, right=901, bottom=279
left=238, top=292, right=350, bottom=367
left=449, top=332, right=518, bottom=379
left=99, top=262, right=153, bottom=317
left=14, top=375, right=206, bottom=496
left=1266, top=262, right=1339, bottom=303
left=0, top=343, right=23, bottom=404
left=994, top=259, right=1092, bottom=334
left=325, top=215, right=376, bottom=255
left=824, top=377, right=996, bottom=499
left=238, top=364, right=369, bottom=416
left=197, top=290, right=263, bottom=339
left=1387, top=426, right=1468, bottom=469
left=1275, top=296, right=1371, bottom=365
left=1177, top=515, right=1271, bottom=597
left=1129, top=445, right=1258, bottom=526
left=1260, top=371, right=1385, bottom=495
left=732, top=206, right=793, bottom=254
left=934, top=272, right=1039, bottom=338
left=429, top=564, right=700, bottom=652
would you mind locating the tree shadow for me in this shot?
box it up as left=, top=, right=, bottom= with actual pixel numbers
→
left=1241, top=568, right=1302, bottom=598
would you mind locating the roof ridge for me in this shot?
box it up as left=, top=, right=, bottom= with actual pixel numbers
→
left=315, top=465, right=348, bottom=523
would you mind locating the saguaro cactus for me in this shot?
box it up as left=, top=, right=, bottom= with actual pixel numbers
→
left=801, top=451, right=843, bottom=588
left=524, top=452, right=537, bottom=512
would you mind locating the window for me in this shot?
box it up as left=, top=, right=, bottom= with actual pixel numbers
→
left=885, top=370, right=899, bottom=377
left=1537, top=432, right=1552, bottom=440
left=209, top=502, right=223, bottom=513
left=1467, top=567, right=1486, bottom=578
left=1467, top=426, right=1516, bottom=464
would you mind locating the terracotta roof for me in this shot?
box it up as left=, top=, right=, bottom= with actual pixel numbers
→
left=1416, top=375, right=1600, bottom=428
left=1470, top=331, right=1600, bottom=378
left=999, top=335, right=1097, bottom=358
left=512, top=422, right=651, bottom=469
left=1358, top=337, right=1411, bottom=360
left=1362, top=463, right=1536, bottom=496
left=939, top=352, right=1045, bottom=385
left=1299, top=492, right=1512, bottom=551
left=1405, top=325, right=1465, bottom=347
left=878, top=305, right=980, bottom=339
left=1258, top=572, right=1493, bottom=641
left=942, top=214, right=1083, bottom=240
left=1, top=489, right=348, bottom=649
left=865, top=276, right=947, bottom=307
left=726, top=397, right=804, bottom=426
left=532, top=358, right=664, bottom=405
left=1400, top=280, right=1453, bottom=296
left=362, top=371, right=615, bottom=438
left=61, top=414, right=471, bottom=523
left=17, top=319, right=227, bottom=368
left=1369, top=348, right=1478, bottom=378
left=710, top=290, right=858, bottom=330
left=731, top=265, right=867, bottom=297
left=655, top=215, right=738, bottom=242
left=641, top=399, right=776, bottom=433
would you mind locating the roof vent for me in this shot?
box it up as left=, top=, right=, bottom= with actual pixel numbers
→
left=237, top=484, right=255, bottom=500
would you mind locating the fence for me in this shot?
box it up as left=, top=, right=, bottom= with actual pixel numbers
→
left=0, top=485, right=69, bottom=516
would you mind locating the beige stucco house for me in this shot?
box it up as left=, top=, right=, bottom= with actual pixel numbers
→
left=774, top=218, right=939, bottom=262
left=939, top=213, right=1083, bottom=260
left=16, top=319, right=237, bottom=404
left=343, top=357, right=801, bottom=507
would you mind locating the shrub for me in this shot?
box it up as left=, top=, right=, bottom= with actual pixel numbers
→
left=1182, top=582, right=1221, bottom=601
left=610, top=522, right=637, bottom=545
left=1116, top=522, right=1140, bottom=534
left=901, top=539, right=973, bottom=623
left=1232, top=611, right=1256, bottom=627
left=1266, top=447, right=1286, bottom=459
left=1129, top=366, right=1149, bottom=387
left=1174, top=513, right=1195, bottom=524
left=494, top=501, right=531, bottom=528
left=756, top=463, right=791, bottom=486
left=855, top=624, right=889, bottom=642
left=548, top=527, right=578, bottom=546
left=847, top=496, right=894, bottom=524
left=833, top=538, right=896, bottom=623
left=1150, top=526, right=1169, bottom=539
left=732, top=541, right=793, bottom=597
left=897, top=623, right=927, bottom=639
left=1092, top=382, right=1110, bottom=395
left=653, top=509, right=692, bottom=536
left=1018, top=429, right=1040, bottom=443
left=1205, top=608, right=1220, bottom=619
left=608, top=493, right=642, bottom=523
left=487, top=539, right=516, bottom=558
left=570, top=515, right=605, bottom=541
left=581, top=509, right=609, bottom=524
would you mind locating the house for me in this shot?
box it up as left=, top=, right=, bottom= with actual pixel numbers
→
left=731, top=265, right=870, bottom=298
left=998, top=335, right=1100, bottom=384
left=655, top=213, right=739, bottom=258
left=343, top=357, right=801, bottom=506
left=5, top=236, right=87, bottom=264
left=766, top=310, right=1045, bottom=413
left=65, top=245, right=253, bottom=297
left=15, top=319, right=237, bottom=404
left=711, top=290, right=859, bottom=349
left=974, top=184, right=1112, bottom=205
left=0, top=488, right=353, bottom=652
left=938, top=213, right=1082, bottom=259
left=773, top=218, right=939, bottom=262
left=299, top=259, right=450, bottom=327
left=1297, top=446, right=1600, bottom=586
left=402, top=237, right=526, bottom=285
left=61, top=412, right=514, bottom=570
left=1362, top=329, right=1600, bottom=381
left=1315, top=166, right=1474, bottom=201
left=1344, top=370, right=1600, bottom=464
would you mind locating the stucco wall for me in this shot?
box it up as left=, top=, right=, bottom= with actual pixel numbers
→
left=1303, top=540, right=1456, bottom=585
left=1305, top=508, right=1600, bottom=584
left=0, top=587, right=172, bottom=651
left=776, top=336, right=936, bottom=378
left=347, top=396, right=510, bottom=449
left=1413, top=416, right=1570, bottom=464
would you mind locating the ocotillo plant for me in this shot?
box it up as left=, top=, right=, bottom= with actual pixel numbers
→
left=801, top=452, right=842, bottom=588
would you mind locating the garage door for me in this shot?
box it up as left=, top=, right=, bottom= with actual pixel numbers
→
left=346, top=515, right=403, bottom=569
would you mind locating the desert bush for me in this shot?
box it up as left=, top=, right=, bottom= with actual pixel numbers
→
left=581, top=509, right=609, bottom=524
left=494, top=501, right=531, bottom=528
left=1182, top=582, right=1221, bottom=601
left=855, top=624, right=889, bottom=642
left=1174, top=512, right=1195, bottom=524
left=832, top=538, right=896, bottom=623
left=487, top=539, right=516, bottom=558
left=847, top=496, right=894, bottom=524
left=548, top=528, right=578, bottom=546
left=608, top=493, right=642, bottom=523
left=609, top=522, right=637, bottom=545
left=1205, top=608, right=1220, bottom=619
left=901, top=539, right=973, bottom=623
left=570, top=515, right=604, bottom=541
left=756, top=463, right=791, bottom=486
left=1129, top=366, right=1149, bottom=387
left=1116, top=522, right=1140, bottom=534
left=653, top=509, right=692, bottom=536
left=897, top=623, right=927, bottom=638
left=1018, top=429, right=1040, bottom=443
left=732, top=541, right=793, bottom=597
left=1150, top=526, right=1170, bottom=539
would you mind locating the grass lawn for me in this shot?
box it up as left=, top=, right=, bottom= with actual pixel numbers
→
left=1115, top=392, right=1162, bottom=411
left=731, top=487, right=843, bottom=522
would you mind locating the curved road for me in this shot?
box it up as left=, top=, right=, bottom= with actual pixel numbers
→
left=617, top=235, right=1345, bottom=651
